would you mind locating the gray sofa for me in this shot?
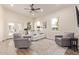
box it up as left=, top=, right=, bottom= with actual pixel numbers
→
left=13, top=33, right=31, bottom=48
left=55, top=33, right=74, bottom=47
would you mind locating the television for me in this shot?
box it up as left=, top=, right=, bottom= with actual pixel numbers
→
left=75, top=6, right=79, bottom=27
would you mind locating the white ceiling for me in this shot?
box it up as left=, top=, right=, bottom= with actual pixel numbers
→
left=2, top=4, right=72, bottom=18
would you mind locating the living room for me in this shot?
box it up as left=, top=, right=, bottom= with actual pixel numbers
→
left=0, top=4, right=79, bottom=55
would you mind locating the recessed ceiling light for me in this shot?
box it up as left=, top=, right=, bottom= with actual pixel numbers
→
left=10, top=4, right=14, bottom=7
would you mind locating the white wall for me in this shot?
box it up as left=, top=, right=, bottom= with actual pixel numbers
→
left=0, top=6, right=4, bottom=41
left=36, top=6, right=78, bottom=40
left=3, top=7, right=33, bottom=40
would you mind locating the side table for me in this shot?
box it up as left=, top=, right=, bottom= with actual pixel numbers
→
left=70, top=38, right=78, bottom=51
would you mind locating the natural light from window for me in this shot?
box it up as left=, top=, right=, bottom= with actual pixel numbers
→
left=8, top=23, right=15, bottom=36
left=51, top=18, right=59, bottom=30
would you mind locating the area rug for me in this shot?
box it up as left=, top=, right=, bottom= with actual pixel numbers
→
left=30, top=39, right=67, bottom=55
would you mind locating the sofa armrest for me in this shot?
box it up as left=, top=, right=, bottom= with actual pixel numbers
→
left=55, top=35, right=63, bottom=39
left=14, top=38, right=30, bottom=41
left=55, top=35, right=63, bottom=37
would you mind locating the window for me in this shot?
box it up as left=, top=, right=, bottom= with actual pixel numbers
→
left=8, top=23, right=23, bottom=36
left=17, top=24, right=22, bottom=32
left=8, top=23, right=15, bottom=35
left=36, top=21, right=41, bottom=27
left=35, top=21, right=41, bottom=31
left=51, top=18, right=59, bottom=30
left=43, top=21, right=47, bottom=29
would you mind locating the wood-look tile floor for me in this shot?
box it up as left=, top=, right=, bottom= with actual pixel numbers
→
left=0, top=39, right=74, bottom=55
left=65, top=49, right=79, bottom=55
left=16, top=48, right=33, bottom=55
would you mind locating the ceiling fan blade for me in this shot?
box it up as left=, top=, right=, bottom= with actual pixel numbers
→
left=24, top=8, right=30, bottom=10
left=35, top=8, right=40, bottom=10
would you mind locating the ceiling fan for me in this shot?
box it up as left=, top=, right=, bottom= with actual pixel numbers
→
left=24, top=4, right=43, bottom=13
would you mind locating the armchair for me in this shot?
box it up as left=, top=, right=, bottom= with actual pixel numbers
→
left=55, top=33, right=74, bottom=47
left=13, top=33, right=31, bottom=48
